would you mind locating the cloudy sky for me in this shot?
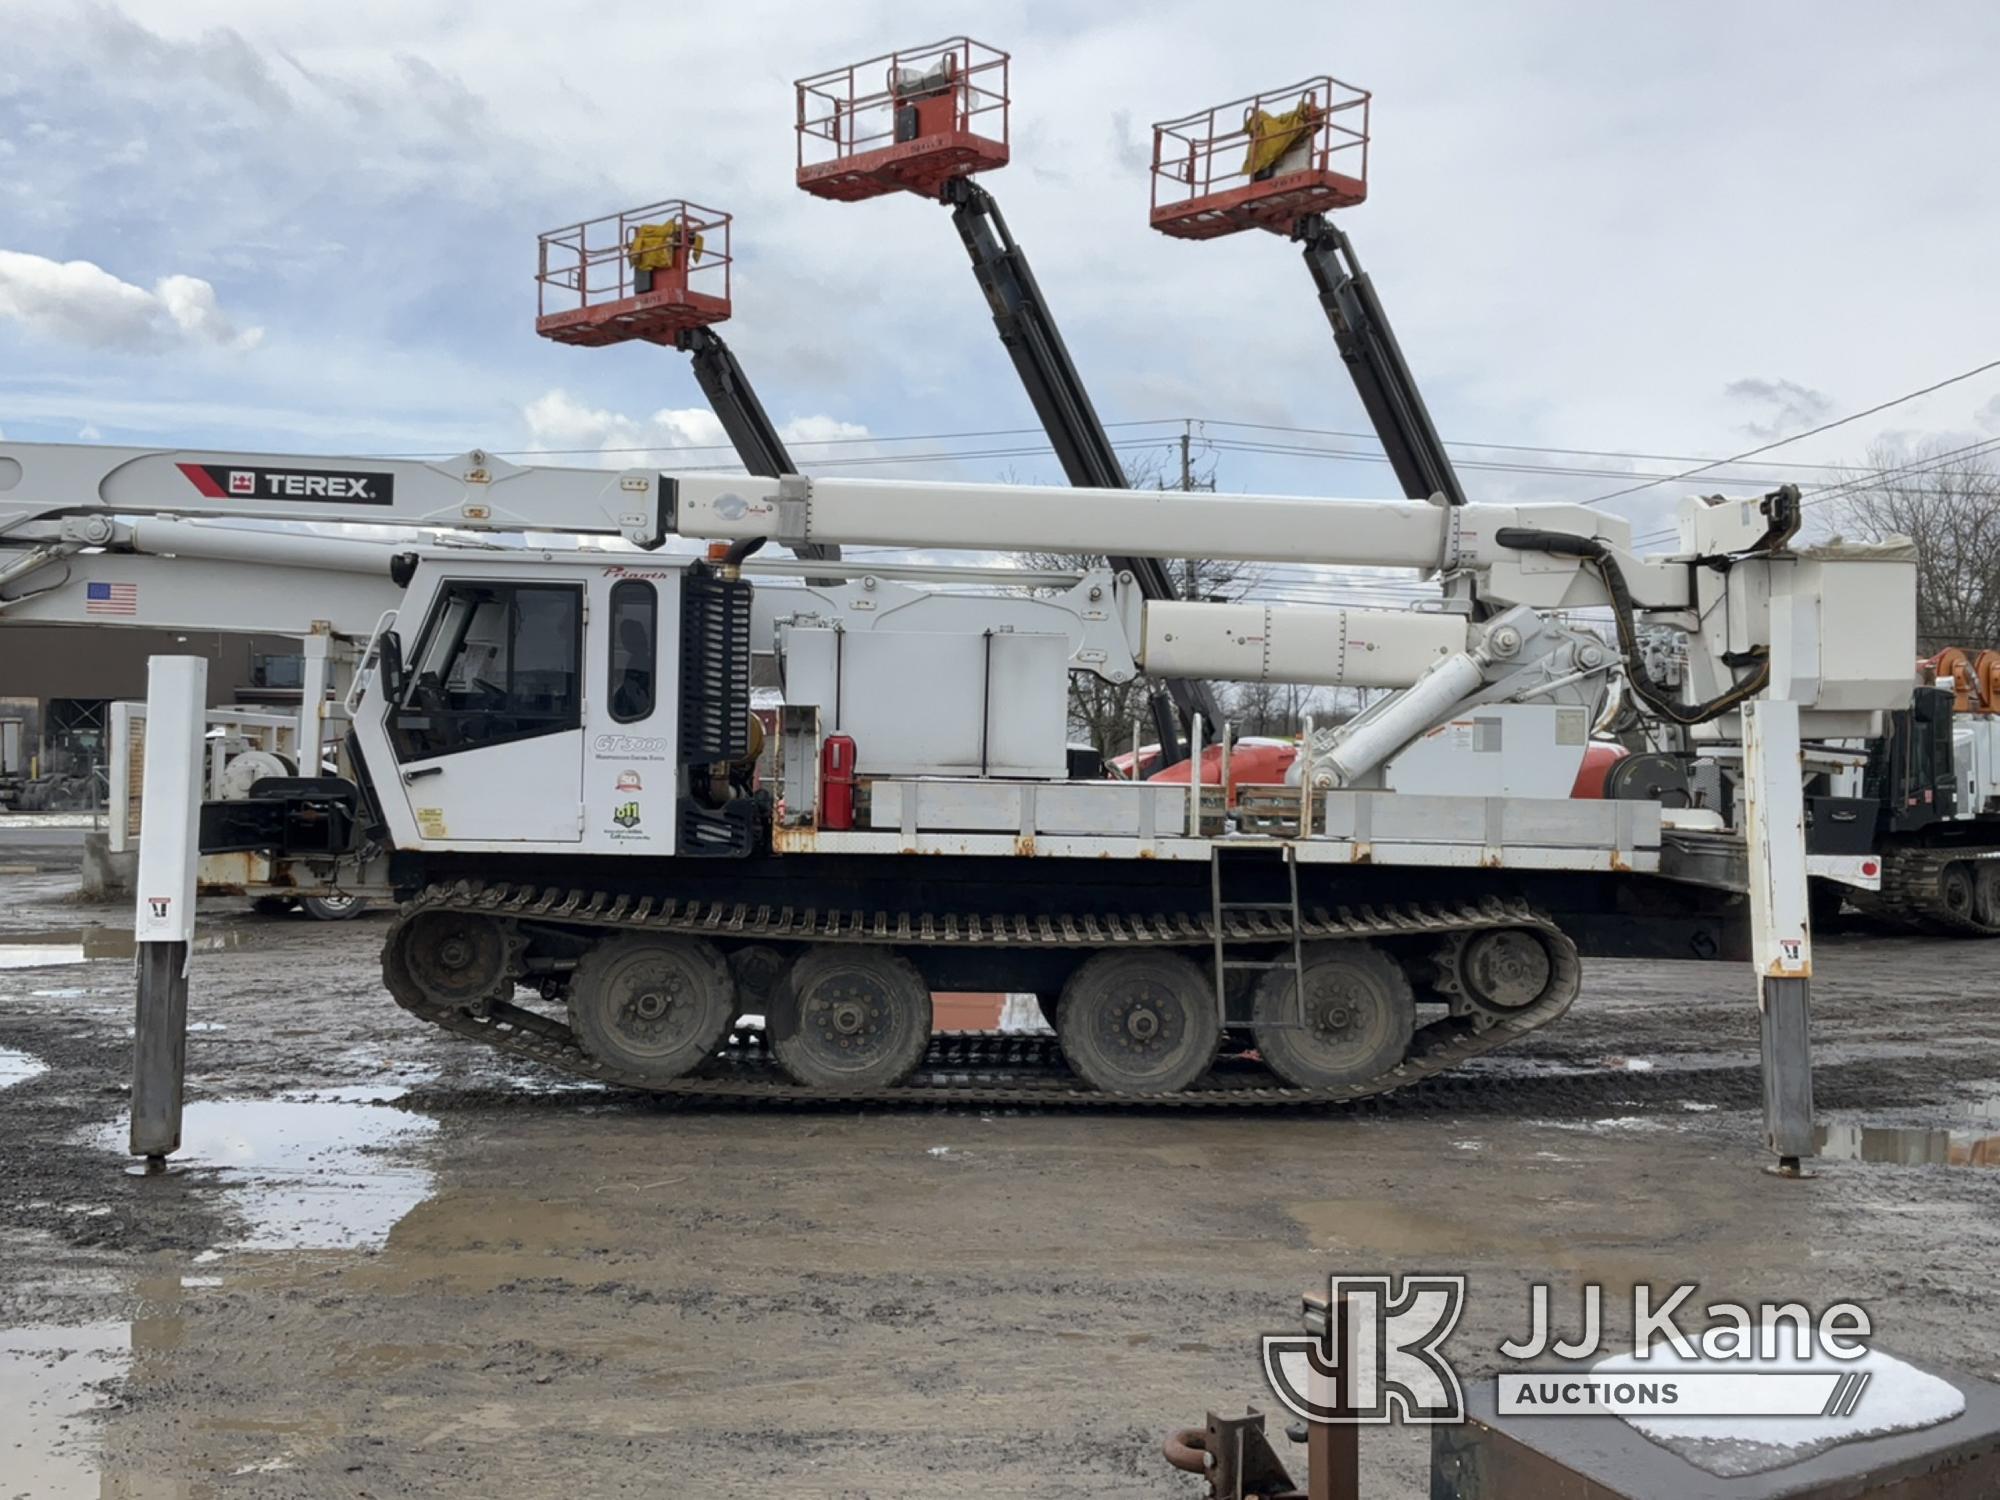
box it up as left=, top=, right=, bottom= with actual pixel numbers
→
left=4, top=0, right=1999, bottom=578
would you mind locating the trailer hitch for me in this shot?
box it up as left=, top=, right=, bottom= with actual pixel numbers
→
left=1163, top=1409, right=1304, bottom=1499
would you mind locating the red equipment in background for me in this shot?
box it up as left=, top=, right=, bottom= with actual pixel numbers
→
left=1150, top=77, right=1370, bottom=240
left=1120, top=736, right=1630, bottom=802
left=820, top=734, right=858, bottom=831
left=795, top=37, right=1010, bottom=201
left=1566, top=741, right=1631, bottom=799
left=534, top=200, right=732, bottom=347
left=1929, top=647, right=2000, bottom=714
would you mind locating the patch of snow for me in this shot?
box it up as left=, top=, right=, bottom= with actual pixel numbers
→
left=1599, top=1331, right=1965, bottom=1478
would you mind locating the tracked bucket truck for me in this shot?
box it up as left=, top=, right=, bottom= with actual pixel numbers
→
left=0, top=433, right=1915, bottom=1104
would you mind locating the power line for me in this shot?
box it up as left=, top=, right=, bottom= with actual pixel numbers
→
left=1629, top=434, right=2000, bottom=547
left=1190, top=418, right=1872, bottom=475
left=1205, top=437, right=1800, bottom=489
left=1579, top=356, right=2000, bottom=507
left=361, top=405, right=1947, bottom=486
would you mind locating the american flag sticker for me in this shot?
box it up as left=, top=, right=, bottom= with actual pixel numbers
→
left=85, top=581, right=138, bottom=615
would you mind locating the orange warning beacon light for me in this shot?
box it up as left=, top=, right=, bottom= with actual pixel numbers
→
left=1150, top=77, right=1370, bottom=240
left=535, top=199, right=733, bottom=348
left=795, top=37, right=1010, bottom=202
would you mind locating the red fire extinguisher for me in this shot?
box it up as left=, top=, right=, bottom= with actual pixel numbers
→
left=820, top=734, right=857, bottom=831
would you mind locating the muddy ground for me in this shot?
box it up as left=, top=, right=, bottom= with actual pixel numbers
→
left=2, top=837, right=1998, bottom=1499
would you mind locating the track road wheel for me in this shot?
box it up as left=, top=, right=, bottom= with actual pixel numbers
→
left=1979, top=865, right=2000, bottom=933
left=569, top=934, right=736, bottom=1084
left=399, top=911, right=510, bottom=1010
left=1252, top=941, right=1414, bottom=1090
left=1455, top=929, right=1553, bottom=1014
left=381, top=919, right=437, bottom=1016
left=1940, top=862, right=1978, bottom=928
left=770, top=946, right=932, bottom=1093
left=1057, top=951, right=1219, bottom=1097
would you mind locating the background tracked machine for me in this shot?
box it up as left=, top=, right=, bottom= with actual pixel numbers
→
left=0, top=439, right=1916, bottom=1105
left=1834, top=646, right=2000, bottom=935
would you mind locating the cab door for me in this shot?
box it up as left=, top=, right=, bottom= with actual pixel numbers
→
left=384, top=578, right=585, bottom=844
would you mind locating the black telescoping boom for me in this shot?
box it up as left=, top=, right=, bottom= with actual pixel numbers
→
left=1296, top=214, right=1467, bottom=509
left=674, top=325, right=841, bottom=567
left=942, top=176, right=1222, bottom=756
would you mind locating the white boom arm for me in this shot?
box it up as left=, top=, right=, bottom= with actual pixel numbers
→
left=663, top=473, right=1689, bottom=613
left=0, top=439, right=1913, bottom=748
left=0, top=443, right=667, bottom=546
left=0, top=440, right=1678, bottom=611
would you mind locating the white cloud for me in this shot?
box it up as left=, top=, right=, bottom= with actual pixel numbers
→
left=154, top=274, right=260, bottom=350
left=522, top=389, right=725, bottom=457
left=0, top=250, right=262, bottom=353
left=522, top=388, right=869, bottom=466
left=76, top=423, right=101, bottom=440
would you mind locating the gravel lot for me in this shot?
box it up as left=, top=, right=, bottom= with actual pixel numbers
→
left=2, top=835, right=1997, bottom=1498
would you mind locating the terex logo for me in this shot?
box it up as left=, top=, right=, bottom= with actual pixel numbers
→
left=177, top=462, right=395, bottom=505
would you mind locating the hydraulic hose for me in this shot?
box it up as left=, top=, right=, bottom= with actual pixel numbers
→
left=1493, top=527, right=1768, bottom=726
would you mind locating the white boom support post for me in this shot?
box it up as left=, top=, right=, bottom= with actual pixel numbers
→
left=298, top=633, right=335, bottom=774
left=129, top=655, right=207, bottom=1166
left=1742, top=698, right=1816, bottom=1175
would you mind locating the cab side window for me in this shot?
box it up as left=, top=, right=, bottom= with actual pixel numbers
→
left=608, top=580, right=657, bottom=724
left=391, top=582, right=582, bottom=760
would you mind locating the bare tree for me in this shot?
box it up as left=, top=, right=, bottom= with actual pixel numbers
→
left=1835, top=440, right=2000, bottom=656
left=1223, top=680, right=1353, bottom=737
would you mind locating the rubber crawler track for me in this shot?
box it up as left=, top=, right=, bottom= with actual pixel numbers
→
left=1862, top=847, right=2000, bottom=937
left=381, top=880, right=1583, bottom=1108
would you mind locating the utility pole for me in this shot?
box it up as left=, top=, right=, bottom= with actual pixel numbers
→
left=1178, top=419, right=1216, bottom=602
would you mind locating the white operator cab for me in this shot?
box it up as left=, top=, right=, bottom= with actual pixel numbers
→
left=354, top=555, right=713, bottom=854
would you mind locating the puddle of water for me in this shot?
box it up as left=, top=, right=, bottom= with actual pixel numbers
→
left=0, top=1044, right=48, bottom=1089
left=93, top=1087, right=437, bottom=1250
left=1815, top=1121, right=2000, bottom=1169
left=0, top=928, right=248, bottom=970
left=0, top=1320, right=128, bottom=1499
left=1, top=1277, right=225, bottom=1499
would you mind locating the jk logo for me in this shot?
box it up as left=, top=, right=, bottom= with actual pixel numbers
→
left=1261, top=1275, right=1467, bottom=1425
